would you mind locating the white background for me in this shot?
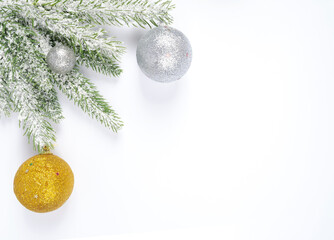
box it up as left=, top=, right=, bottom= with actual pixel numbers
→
left=1, top=0, right=334, bottom=239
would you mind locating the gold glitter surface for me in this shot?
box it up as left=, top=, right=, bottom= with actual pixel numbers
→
left=13, top=153, right=74, bottom=213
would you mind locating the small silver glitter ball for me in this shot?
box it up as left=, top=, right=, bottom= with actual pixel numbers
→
left=46, top=45, right=76, bottom=75
left=136, top=26, right=192, bottom=83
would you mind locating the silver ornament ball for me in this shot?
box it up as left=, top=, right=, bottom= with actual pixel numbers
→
left=136, top=26, right=192, bottom=83
left=47, top=45, right=76, bottom=75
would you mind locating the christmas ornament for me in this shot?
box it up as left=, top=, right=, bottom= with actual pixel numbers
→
left=46, top=45, right=76, bottom=74
left=136, top=26, right=192, bottom=83
left=13, top=150, right=74, bottom=213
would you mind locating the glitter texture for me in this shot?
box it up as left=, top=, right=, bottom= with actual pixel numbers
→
left=46, top=45, right=76, bottom=75
left=13, top=153, right=74, bottom=213
left=136, top=26, right=192, bottom=83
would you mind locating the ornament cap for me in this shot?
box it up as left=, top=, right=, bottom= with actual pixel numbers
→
left=41, top=146, right=52, bottom=155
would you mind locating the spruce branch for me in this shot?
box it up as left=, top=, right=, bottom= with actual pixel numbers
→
left=0, top=79, right=11, bottom=117
left=11, top=76, right=57, bottom=152
left=1, top=46, right=57, bottom=152
left=52, top=69, right=123, bottom=132
left=0, top=49, right=11, bottom=117
left=42, top=0, right=174, bottom=28
left=1, top=15, right=122, bottom=135
left=0, top=20, right=64, bottom=123
left=9, top=3, right=125, bottom=77
left=0, top=20, right=62, bottom=151
left=0, top=0, right=174, bottom=151
left=33, top=26, right=123, bottom=132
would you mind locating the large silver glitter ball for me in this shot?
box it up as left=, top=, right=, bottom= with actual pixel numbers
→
left=136, top=26, right=192, bottom=83
left=46, top=45, right=76, bottom=75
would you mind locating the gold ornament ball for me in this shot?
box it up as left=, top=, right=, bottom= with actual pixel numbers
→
left=13, top=153, right=74, bottom=213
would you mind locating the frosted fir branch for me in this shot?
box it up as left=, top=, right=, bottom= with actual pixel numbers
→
left=0, top=79, right=11, bottom=117
left=0, top=20, right=63, bottom=151
left=11, top=76, right=57, bottom=152
left=25, top=17, right=124, bottom=132
left=52, top=69, right=123, bottom=132
left=0, top=96, right=10, bottom=117
left=41, top=0, right=174, bottom=28
left=0, top=15, right=123, bottom=144
left=1, top=50, right=57, bottom=152
left=8, top=3, right=125, bottom=76
left=31, top=23, right=124, bottom=133
left=0, top=48, right=11, bottom=117
left=0, top=0, right=174, bottom=151
left=0, top=20, right=64, bottom=123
